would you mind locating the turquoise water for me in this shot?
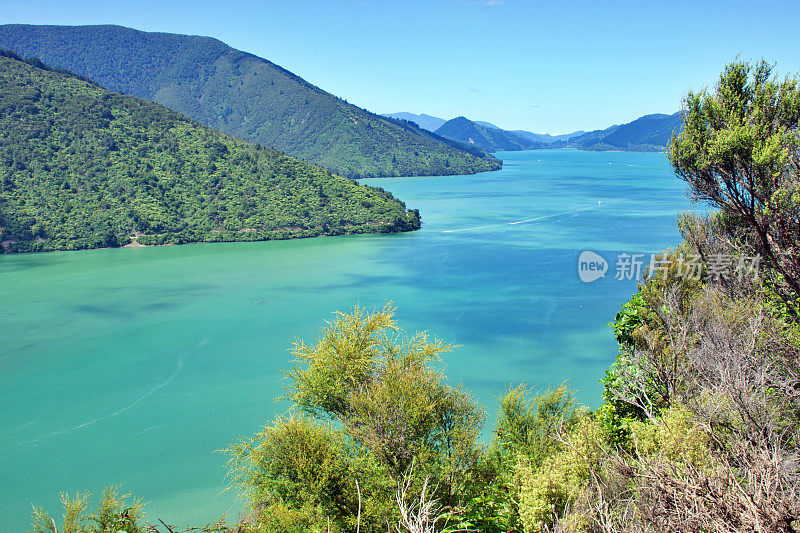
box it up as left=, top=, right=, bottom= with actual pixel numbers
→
left=1, top=150, right=692, bottom=530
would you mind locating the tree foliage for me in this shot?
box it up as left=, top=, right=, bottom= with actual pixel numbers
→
left=669, top=60, right=800, bottom=303
left=31, top=486, right=146, bottom=533
left=228, top=304, right=485, bottom=532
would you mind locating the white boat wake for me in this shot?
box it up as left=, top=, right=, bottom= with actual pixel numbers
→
left=441, top=224, right=503, bottom=233
left=70, top=337, right=209, bottom=430
left=13, top=337, right=213, bottom=444
left=443, top=203, right=604, bottom=233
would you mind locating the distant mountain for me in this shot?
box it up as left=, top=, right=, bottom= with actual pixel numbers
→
left=0, top=50, right=420, bottom=253
left=511, top=130, right=586, bottom=144
left=0, top=24, right=500, bottom=179
left=383, top=112, right=591, bottom=145
left=382, top=112, right=446, bottom=132
left=382, top=114, right=504, bottom=133
left=380, top=110, right=682, bottom=153
left=551, top=125, right=619, bottom=149
left=555, top=113, right=682, bottom=151
left=434, top=117, right=548, bottom=152
left=592, top=113, right=682, bottom=150
left=474, top=120, right=501, bottom=130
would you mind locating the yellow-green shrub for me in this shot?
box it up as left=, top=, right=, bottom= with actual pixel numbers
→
left=516, top=416, right=605, bottom=533
left=253, top=502, right=338, bottom=533
left=630, top=406, right=710, bottom=468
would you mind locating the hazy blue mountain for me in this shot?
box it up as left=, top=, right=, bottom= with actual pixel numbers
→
left=434, top=117, right=548, bottom=152
left=0, top=24, right=500, bottom=178
left=555, top=112, right=682, bottom=151
left=592, top=112, right=682, bottom=150
left=551, top=125, right=619, bottom=149
left=511, top=130, right=587, bottom=144
left=382, top=112, right=446, bottom=131
left=385, top=111, right=586, bottom=145
left=474, top=120, right=501, bottom=129
left=383, top=114, right=502, bottom=132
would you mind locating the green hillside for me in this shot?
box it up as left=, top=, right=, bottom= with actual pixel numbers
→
left=0, top=51, right=420, bottom=253
left=554, top=112, right=682, bottom=151
left=0, top=24, right=501, bottom=179
left=434, top=116, right=548, bottom=151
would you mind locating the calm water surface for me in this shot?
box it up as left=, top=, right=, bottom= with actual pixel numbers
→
left=1, top=150, right=693, bottom=529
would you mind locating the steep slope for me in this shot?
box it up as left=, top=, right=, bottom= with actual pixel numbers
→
left=590, top=112, right=682, bottom=150
left=555, top=112, right=682, bottom=151
left=0, top=24, right=500, bottom=179
left=434, top=117, right=548, bottom=152
left=0, top=51, right=420, bottom=253
left=382, top=112, right=446, bottom=132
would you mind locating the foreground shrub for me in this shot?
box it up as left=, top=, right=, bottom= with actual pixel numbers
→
left=229, top=304, right=484, bottom=532
left=31, top=486, right=145, bottom=533
left=516, top=416, right=606, bottom=533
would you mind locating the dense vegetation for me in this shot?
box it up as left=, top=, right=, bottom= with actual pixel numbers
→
left=0, top=52, right=420, bottom=253
left=554, top=112, right=683, bottom=152
left=434, top=116, right=549, bottom=152
left=0, top=24, right=501, bottom=179
left=30, top=61, right=800, bottom=532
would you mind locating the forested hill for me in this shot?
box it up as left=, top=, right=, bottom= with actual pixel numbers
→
left=0, top=24, right=500, bottom=179
left=434, top=116, right=549, bottom=151
left=554, top=112, right=682, bottom=151
left=0, top=51, right=421, bottom=253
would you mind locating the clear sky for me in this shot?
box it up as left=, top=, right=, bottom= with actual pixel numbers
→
left=3, top=0, right=800, bottom=133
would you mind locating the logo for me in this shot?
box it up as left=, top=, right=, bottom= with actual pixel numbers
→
left=578, top=251, right=608, bottom=283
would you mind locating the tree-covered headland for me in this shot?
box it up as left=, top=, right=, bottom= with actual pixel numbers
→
left=30, top=60, right=800, bottom=532
left=0, top=51, right=420, bottom=253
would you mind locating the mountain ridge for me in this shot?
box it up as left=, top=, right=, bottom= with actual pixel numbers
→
left=385, top=111, right=586, bottom=144
left=382, top=112, right=446, bottom=132
left=383, top=109, right=680, bottom=152
left=511, top=129, right=587, bottom=144
left=0, top=24, right=500, bottom=179
left=554, top=112, right=682, bottom=151
left=434, top=116, right=549, bottom=151
left=0, top=51, right=420, bottom=253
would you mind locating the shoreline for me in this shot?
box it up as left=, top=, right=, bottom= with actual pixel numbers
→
left=0, top=223, right=421, bottom=256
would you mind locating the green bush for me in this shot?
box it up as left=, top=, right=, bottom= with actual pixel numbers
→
left=229, top=304, right=484, bottom=532
left=516, top=416, right=605, bottom=533
left=629, top=406, right=710, bottom=469
left=31, top=486, right=145, bottom=533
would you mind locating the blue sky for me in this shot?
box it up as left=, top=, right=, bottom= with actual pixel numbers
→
left=3, top=0, right=800, bottom=133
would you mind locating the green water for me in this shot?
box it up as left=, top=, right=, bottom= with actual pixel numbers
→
left=1, top=150, right=692, bottom=529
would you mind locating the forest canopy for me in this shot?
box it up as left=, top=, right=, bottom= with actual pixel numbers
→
left=0, top=52, right=420, bottom=253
